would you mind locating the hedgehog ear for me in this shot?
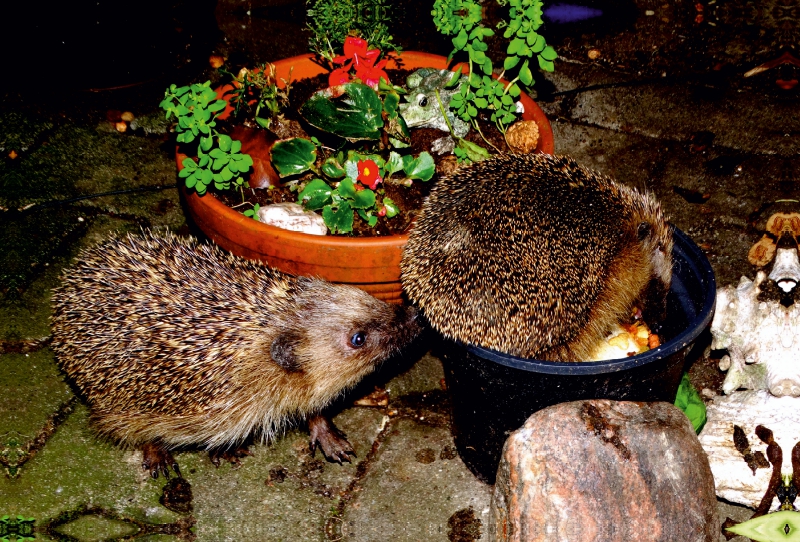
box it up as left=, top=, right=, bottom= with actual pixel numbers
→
left=270, top=333, right=303, bottom=373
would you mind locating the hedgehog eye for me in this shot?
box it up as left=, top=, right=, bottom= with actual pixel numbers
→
left=419, top=96, right=428, bottom=107
left=637, top=222, right=652, bottom=240
left=350, top=332, right=367, bottom=348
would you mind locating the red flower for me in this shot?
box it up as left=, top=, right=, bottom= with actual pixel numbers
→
left=329, top=36, right=388, bottom=89
left=343, top=37, right=368, bottom=59
left=354, top=57, right=390, bottom=89
left=356, top=159, right=382, bottom=190
left=328, top=65, right=352, bottom=89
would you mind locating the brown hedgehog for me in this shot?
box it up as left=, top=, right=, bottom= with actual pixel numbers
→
left=51, top=231, right=421, bottom=476
left=401, top=154, right=673, bottom=361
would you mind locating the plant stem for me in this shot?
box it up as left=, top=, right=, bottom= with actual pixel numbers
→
left=472, top=120, right=501, bottom=153
left=435, top=89, right=458, bottom=136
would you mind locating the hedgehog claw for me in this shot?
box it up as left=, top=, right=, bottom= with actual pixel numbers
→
left=142, top=442, right=180, bottom=479
left=308, top=414, right=356, bottom=463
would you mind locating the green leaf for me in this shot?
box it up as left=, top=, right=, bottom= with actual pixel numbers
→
left=352, top=188, right=376, bottom=209
left=213, top=155, right=230, bottom=170
left=199, top=136, right=213, bottom=152
left=402, top=152, right=435, bottom=181
left=724, top=511, right=800, bottom=542
left=538, top=56, right=555, bottom=72
left=298, top=178, right=333, bottom=210
left=540, top=45, right=558, bottom=61
left=322, top=201, right=354, bottom=234
left=255, top=116, right=272, bottom=129
left=218, top=134, right=232, bottom=152
left=385, top=152, right=404, bottom=176
left=383, top=92, right=400, bottom=118
left=503, top=55, right=521, bottom=71
left=300, top=84, right=384, bottom=141
left=508, top=38, right=525, bottom=55
left=207, top=99, right=226, bottom=112
left=519, top=59, right=533, bottom=86
left=339, top=177, right=357, bottom=199
left=271, top=138, right=318, bottom=177
left=322, top=157, right=346, bottom=179
left=389, top=137, right=411, bottom=149
left=531, top=33, right=546, bottom=53
left=453, top=28, right=469, bottom=50
left=445, top=70, right=462, bottom=88
left=674, top=373, right=707, bottom=433
left=457, top=138, right=491, bottom=163
left=383, top=197, right=399, bottom=218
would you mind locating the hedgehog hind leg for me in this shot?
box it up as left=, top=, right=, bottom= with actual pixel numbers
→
left=308, top=414, right=355, bottom=463
left=141, top=441, right=181, bottom=479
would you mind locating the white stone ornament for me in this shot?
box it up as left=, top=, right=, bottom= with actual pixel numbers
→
left=702, top=243, right=800, bottom=510
left=258, top=202, right=328, bottom=235
left=698, top=390, right=798, bottom=509
left=710, top=249, right=800, bottom=397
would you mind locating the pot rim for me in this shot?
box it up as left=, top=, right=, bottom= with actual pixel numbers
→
left=463, top=227, right=717, bottom=375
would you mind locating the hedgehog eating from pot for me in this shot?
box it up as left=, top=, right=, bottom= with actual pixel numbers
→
left=51, top=231, right=421, bottom=477
left=401, top=153, right=673, bottom=361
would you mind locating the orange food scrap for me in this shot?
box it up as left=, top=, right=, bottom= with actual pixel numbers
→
left=209, top=55, right=226, bottom=69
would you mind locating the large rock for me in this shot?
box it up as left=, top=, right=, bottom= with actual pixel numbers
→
left=490, top=400, right=718, bottom=542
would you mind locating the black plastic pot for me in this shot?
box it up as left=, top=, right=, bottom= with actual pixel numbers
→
left=439, top=227, right=716, bottom=484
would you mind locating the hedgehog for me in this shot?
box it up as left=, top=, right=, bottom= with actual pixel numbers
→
left=400, top=153, right=673, bottom=361
left=51, top=230, right=421, bottom=477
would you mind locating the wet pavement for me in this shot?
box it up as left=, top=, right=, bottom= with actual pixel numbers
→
left=1, top=0, right=798, bottom=540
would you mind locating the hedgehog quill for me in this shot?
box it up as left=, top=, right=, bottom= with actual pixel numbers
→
left=401, top=153, right=673, bottom=361
left=51, top=231, right=421, bottom=477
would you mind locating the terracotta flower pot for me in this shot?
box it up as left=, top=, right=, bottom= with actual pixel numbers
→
left=180, top=52, right=554, bottom=303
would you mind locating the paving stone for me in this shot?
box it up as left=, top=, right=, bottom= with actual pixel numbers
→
left=341, top=418, right=492, bottom=541
left=384, top=351, right=446, bottom=398
left=186, top=407, right=386, bottom=541
left=0, top=403, right=176, bottom=524
left=0, top=350, right=72, bottom=437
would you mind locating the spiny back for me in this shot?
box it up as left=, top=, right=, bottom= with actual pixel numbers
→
left=50, top=231, right=294, bottom=415
left=401, top=153, right=672, bottom=360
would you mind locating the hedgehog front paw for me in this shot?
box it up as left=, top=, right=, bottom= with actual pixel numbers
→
left=142, top=442, right=181, bottom=479
left=308, top=414, right=356, bottom=463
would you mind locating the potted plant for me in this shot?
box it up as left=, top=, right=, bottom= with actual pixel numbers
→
left=163, top=0, right=556, bottom=302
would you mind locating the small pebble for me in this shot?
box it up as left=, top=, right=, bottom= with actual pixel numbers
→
left=645, top=9, right=655, bottom=15
left=587, top=48, right=601, bottom=60
left=121, top=111, right=135, bottom=122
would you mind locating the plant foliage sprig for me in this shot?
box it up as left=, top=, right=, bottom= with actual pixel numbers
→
left=160, top=82, right=254, bottom=198
left=432, top=0, right=557, bottom=133
left=307, top=0, right=399, bottom=63
left=222, top=63, right=292, bottom=130
left=272, top=138, right=433, bottom=234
